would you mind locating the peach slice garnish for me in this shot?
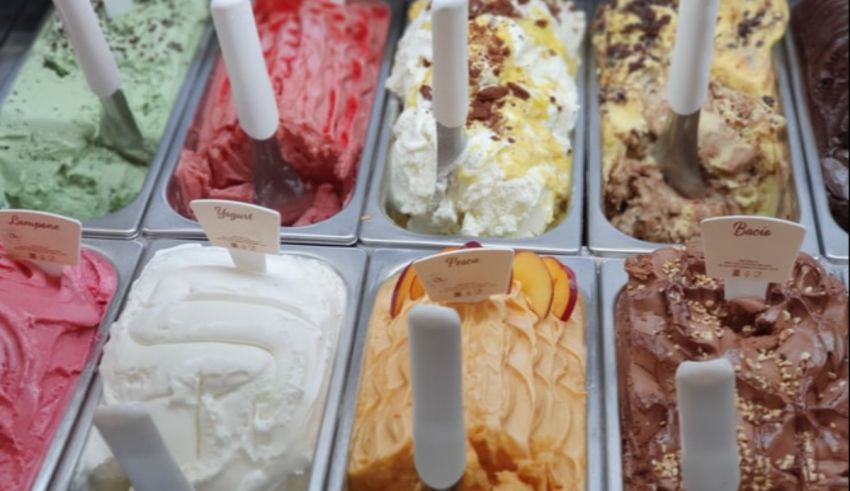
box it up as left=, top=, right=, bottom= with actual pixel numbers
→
left=543, top=257, right=579, bottom=322
left=512, top=251, right=554, bottom=319
left=391, top=264, right=418, bottom=318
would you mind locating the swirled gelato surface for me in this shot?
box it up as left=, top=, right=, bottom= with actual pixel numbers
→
left=792, top=0, right=849, bottom=231
left=0, top=247, right=116, bottom=491
left=385, top=0, right=584, bottom=238
left=170, top=0, right=390, bottom=226
left=0, top=0, right=209, bottom=219
left=594, top=0, right=795, bottom=243
left=74, top=244, right=347, bottom=491
left=348, top=274, right=586, bottom=490
left=616, top=244, right=849, bottom=490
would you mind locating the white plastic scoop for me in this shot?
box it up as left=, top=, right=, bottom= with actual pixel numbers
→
left=432, top=0, right=468, bottom=179
left=676, top=359, right=740, bottom=491
left=52, top=0, right=149, bottom=165
left=211, top=0, right=312, bottom=224
left=93, top=403, right=194, bottom=491
left=408, top=305, right=466, bottom=490
left=655, top=0, right=719, bottom=198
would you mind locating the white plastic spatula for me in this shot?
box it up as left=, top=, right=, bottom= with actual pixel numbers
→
left=103, top=0, right=133, bottom=19
left=408, top=305, right=466, bottom=490
left=676, top=359, right=740, bottom=491
left=52, top=0, right=149, bottom=165
left=655, top=0, right=720, bottom=199
left=211, top=0, right=312, bottom=224
left=93, top=403, right=194, bottom=491
left=432, top=0, right=468, bottom=179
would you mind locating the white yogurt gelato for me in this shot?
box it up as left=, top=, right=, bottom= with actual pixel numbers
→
left=73, top=244, right=347, bottom=491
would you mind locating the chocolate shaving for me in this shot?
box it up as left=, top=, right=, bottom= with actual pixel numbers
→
left=507, top=82, right=530, bottom=100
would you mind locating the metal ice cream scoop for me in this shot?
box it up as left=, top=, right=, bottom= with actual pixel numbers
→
left=432, top=0, right=469, bottom=179
left=211, top=0, right=312, bottom=224
left=53, top=0, right=149, bottom=165
left=654, top=0, right=720, bottom=199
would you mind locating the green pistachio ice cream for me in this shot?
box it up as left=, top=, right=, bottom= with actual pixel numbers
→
left=0, top=0, right=208, bottom=219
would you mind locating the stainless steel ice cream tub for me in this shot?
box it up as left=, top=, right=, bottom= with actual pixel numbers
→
left=784, top=33, right=849, bottom=263
left=358, top=1, right=589, bottom=254
left=49, top=240, right=369, bottom=491
left=599, top=254, right=849, bottom=491
left=141, top=0, right=406, bottom=246
left=29, top=239, right=145, bottom=491
left=0, top=9, right=215, bottom=239
left=327, top=249, right=603, bottom=490
left=587, top=4, right=820, bottom=258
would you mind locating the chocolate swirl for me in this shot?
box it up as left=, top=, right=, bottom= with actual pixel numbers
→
left=616, top=244, right=849, bottom=490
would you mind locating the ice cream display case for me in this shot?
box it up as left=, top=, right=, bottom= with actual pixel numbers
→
left=2, top=239, right=144, bottom=491
left=358, top=0, right=589, bottom=254
left=0, top=1, right=214, bottom=238
left=587, top=0, right=820, bottom=257
left=141, top=0, right=405, bottom=246
left=785, top=0, right=849, bottom=263
left=600, top=248, right=849, bottom=490
left=51, top=240, right=368, bottom=491
left=328, top=248, right=602, bottom=490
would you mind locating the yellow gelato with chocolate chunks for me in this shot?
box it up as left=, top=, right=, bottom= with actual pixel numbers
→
left=594, top=0, right=794, bottom=243
left=347, top=252, right=587, bottom=490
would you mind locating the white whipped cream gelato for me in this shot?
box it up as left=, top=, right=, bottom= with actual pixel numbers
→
left=386, top=0, right=585, bottom=237
left=74, top=244, right=346, bottom=491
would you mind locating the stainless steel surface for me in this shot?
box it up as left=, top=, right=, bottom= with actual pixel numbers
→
left=784, top=34, right=849, bottom=263
left=30, top=239, right=145, bottom=491
left=599, top=258, right=628, bottom=491
left=99, top=89, right=149, bottom=166
left=656, top=111, right=708, bottom=199
left=252, top=137, right=314, bottom=225
left=358, top=0, right=589, bottom=254
left=327, top=249, right=602, bottom=490
left=587, top=28, right=821, bottom=258
left=141, top=0, right=405, bottom=246
left=50, top=240, right=369, bottom=491
left=0, top=10, right=215, bottom=239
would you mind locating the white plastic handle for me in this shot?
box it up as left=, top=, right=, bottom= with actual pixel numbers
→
left=408, top=305, right=467, bottom=489
left=667, top=0, right=720, bottom=115
left=211, top=0, right=279, bottom=140
left=52, top=0, right=121, bottom=98
left=676, top=359, right=740, bottom=491
left=94, top=403, right=194, bottom=491
left=431, top=0, right=468, bottom=128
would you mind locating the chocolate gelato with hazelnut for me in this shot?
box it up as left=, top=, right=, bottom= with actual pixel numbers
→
left=616, top=243, right=849, bottom=489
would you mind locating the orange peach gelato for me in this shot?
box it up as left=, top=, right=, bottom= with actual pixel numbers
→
left=347, top=274, right=587, bottom=490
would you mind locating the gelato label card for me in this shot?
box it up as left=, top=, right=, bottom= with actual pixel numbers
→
left=413, top=248, right=513, bottom=303
left=191, top=200, right=280, bottom=272
left=702, top=216, right=805, bottom=299
left=0, top=210, right=82, bottom=271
